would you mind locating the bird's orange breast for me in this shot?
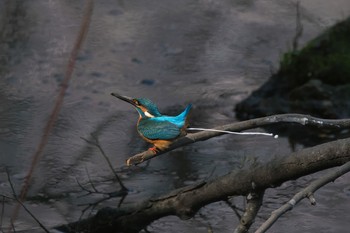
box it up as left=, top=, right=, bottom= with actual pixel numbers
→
left=138, top=133, right=172, bottom=150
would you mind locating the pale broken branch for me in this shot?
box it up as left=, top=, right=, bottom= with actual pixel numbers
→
left=255, top=161, right=350, bottom=233
left=126, top=114, right=350, bottom=166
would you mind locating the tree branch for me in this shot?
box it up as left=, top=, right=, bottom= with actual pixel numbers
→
left=126, top=114, right=350, bottom=165
left=234, top=190, right=265, bottom=233
left=255, top=160, right=350, bottom=233
left=57, top=136, right=350, bottom=233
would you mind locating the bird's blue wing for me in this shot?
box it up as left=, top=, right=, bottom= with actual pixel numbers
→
left=138, top=119, right=181, bottom=140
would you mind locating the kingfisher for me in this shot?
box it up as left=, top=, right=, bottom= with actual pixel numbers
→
left=111, top=93, right=192, bottom=152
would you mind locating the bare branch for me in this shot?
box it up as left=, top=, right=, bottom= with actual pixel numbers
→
left=76, top=166, right=128, bottom=220
left=57, top=137, right=350, bottom=233
left=255, top=161, right=350, bottom=233
left=78, top=191, right=127, bottom=220
left=5, top=170, right=50, bottom=233
left=225, top=198, right=243, bottom=219
left=76, top=179, right=98, bottom=197
left=81, top=135, right=128, bottom=191
left=0, top=196, right=5, bottom=233
left=85, top=166, right=99, bottom=193
left=9, top=222, right=15, bottom=233
left=127, top=114, right=350, bottom=165
left=292, top=1, right=303, bottom=52
left=234, top=190, right=264, bottom=233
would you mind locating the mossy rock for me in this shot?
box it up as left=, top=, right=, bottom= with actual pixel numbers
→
left=236, top=17, right=350, bottom=120
left=280, top=17, right=350, bottom=87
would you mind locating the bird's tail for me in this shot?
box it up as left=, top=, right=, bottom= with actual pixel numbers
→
left=187, top=127, right=278, bottom=138
left=179, top=104, right=192, bottom=131
left=181, top=104, right=192, bottom=117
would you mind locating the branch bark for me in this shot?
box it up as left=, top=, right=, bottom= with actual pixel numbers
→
left=57, top=136, right=350, bottom=233
left=126, top=114, right=350, bottom=166
left=234, top=190, right=265, bottom=233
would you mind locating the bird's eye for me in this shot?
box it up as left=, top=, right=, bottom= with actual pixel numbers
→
left=133, top=99, right=140, bottom=105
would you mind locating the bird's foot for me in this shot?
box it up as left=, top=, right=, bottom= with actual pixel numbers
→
left=148, top=147, right=159, bottom=154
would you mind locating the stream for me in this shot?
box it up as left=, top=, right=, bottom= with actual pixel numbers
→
left=1, top=1, right=350, bottom=232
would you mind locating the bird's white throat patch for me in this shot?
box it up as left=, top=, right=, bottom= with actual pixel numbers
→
left=144, top=111, right=155, bottom=118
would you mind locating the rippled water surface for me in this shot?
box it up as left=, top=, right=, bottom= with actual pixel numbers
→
left=1, top=1, right=350, bottom=232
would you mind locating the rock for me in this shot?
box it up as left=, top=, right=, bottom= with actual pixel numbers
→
left=236, top=17, right=350, bottom=120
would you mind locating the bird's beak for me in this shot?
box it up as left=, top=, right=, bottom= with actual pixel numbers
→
left=111, top=93, right=136, bottom=106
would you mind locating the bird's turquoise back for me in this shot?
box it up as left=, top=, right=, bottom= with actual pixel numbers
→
left=137, top=104, right=191, bottom=140
left=138, top=119, right=180, bottom=140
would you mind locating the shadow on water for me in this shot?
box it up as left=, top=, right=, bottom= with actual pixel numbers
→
left=1, top=1, right=350, bottom=232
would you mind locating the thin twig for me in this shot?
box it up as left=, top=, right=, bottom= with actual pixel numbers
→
left=85, top=166, right=99, bottom=193
left=292, top=1, right=303, bottom=52
left=255, top=161, right=350, bottom=233
left=5, top=170, right=50, bottom=233
left=126, top=114, right=350, bottom=166
left=76, top=166, right=127, bottom=219
left=78, top=189, right=127, bottom=220
left=6, top=169, right=17, bottom=199
left=0, top=196, right=4, bottom=233
left=76, top=179, right=99, bottom=197
left=225, top=199, right=243, bottom=219
left=76, top=176, right=126, bottom=197
left=9, top=222, right=15, bottom=233
left=81, top=135, right=128, bottom=191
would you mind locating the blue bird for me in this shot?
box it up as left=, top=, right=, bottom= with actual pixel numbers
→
left=111, top=93, right=192, bottom=152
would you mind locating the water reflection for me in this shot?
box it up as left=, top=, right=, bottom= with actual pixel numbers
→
left=0, top=0, right=350, bottom=232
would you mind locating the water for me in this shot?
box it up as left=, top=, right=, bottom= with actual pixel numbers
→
left=1, top=0, right=350, bottom=232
